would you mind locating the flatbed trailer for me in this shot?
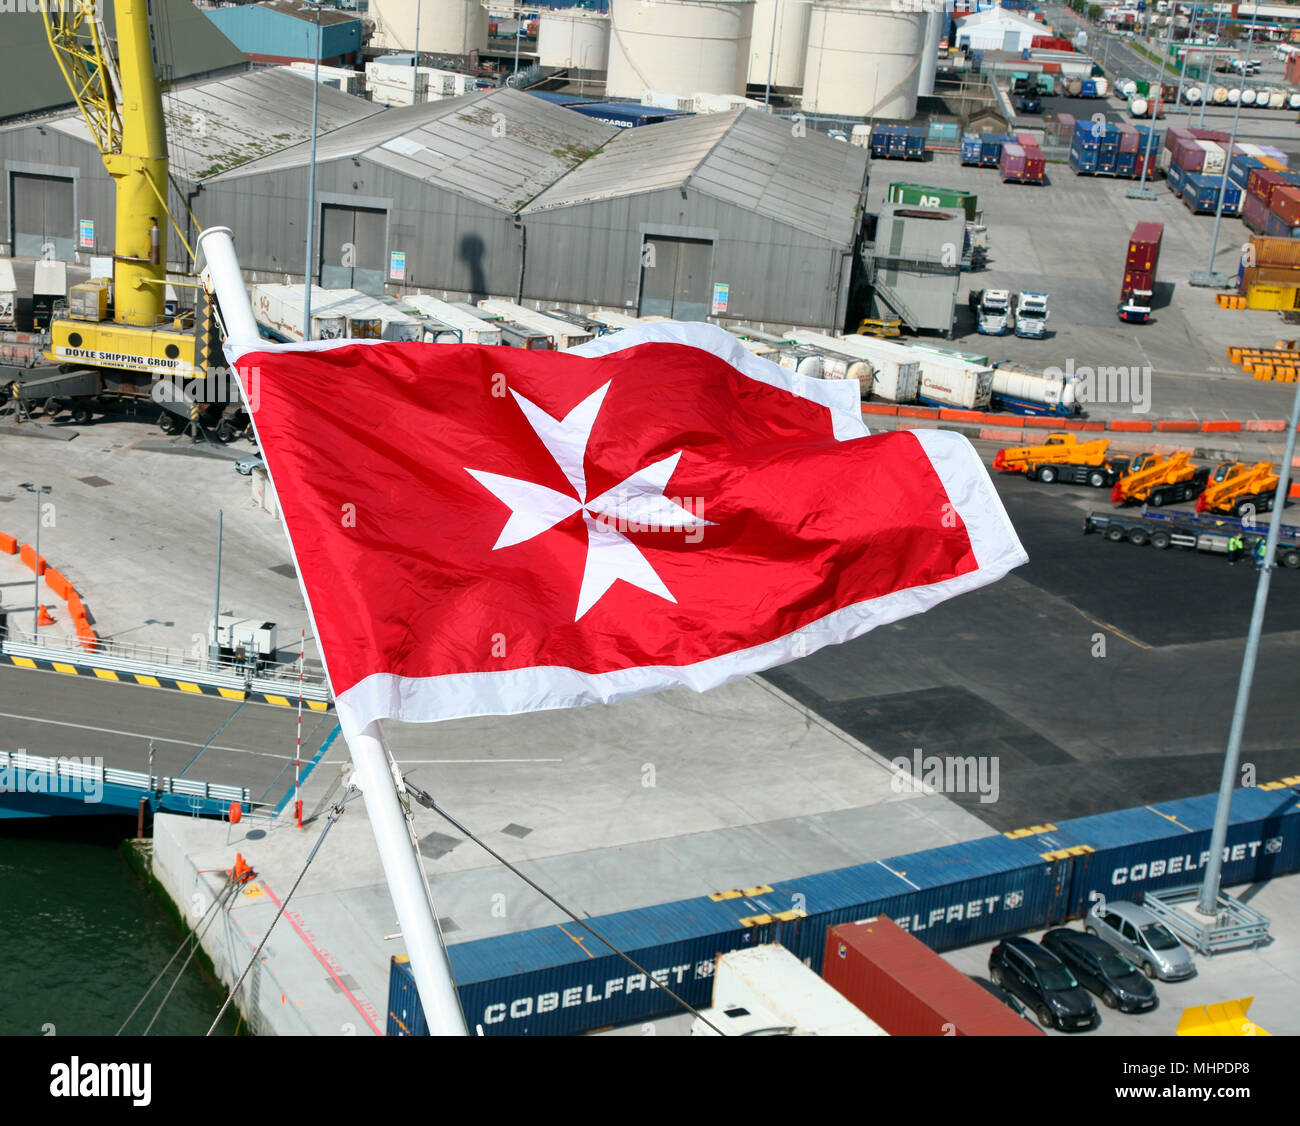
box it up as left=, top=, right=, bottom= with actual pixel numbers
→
left=1083, top=509, right=1300, bottom=568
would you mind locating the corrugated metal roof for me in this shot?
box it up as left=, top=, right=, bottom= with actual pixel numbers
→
left=0, top=0, right=247, bottom=125
left=44, top=68, right=381, bottom=181
left=209, top=88, right=621, bottom=212
left=255, top=0, right=359, bottom=26
left=523, top=109, right=870, bottom=247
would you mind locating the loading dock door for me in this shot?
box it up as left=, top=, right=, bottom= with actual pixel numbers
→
left=638, top=236, right=713, bottom=320
left=11, top=173, right=75, bottom=261
left=319, top=204, right=387, bottom=295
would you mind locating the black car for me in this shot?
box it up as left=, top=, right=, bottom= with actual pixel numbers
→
left=988, top=937, right=1098, bottom=1032
left=1041, top=929, right=1158, bottom=1014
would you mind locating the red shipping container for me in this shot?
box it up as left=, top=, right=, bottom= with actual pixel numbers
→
left=1243, top=190, right=1271, bottom=234
left=1023, top=146, right=1045, bottom=182
left=1163, top=126, right=1192, bottom=154
left=1126, top=221, right=1162, bottom=273
left=1249, top=168, right=1289, bottom=207
left=1172, top=138, right=1204, bottom=173
left=1287, top=52, right=1300, bottom=85
left=1015, top=132, right=1038, bottom=148
left=1123, top=268, right=1154, bottom=298
left=1189, top=128, right=1231, bottom=143
left=1271, top=186, right=1300, bottom=225
left=822, top=918, right=1043, bottom=1037
left=1000, top=141, right=1026, bottom=180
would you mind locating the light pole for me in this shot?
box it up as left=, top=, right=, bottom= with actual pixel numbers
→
left=413, top=0, right=421, bottom=74
left=1197, top=373, right=1300, bottom=918
left=18, top=483, right=51, bottom=639
left=1190, top=8, right=1258, bottom=287
left=210, top=509, right=223, bottom=669
left=764, top=0, right=779, bottom=107
left=300, top=3, right=326, bottom=339
left=1199, top=3, right=1226, bottom=126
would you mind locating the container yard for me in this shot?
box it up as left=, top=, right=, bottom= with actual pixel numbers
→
left=2, top=0, right=1299, bottom=1093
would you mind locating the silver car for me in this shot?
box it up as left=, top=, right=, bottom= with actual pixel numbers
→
left=1086, top=901, right=1197, bottom=982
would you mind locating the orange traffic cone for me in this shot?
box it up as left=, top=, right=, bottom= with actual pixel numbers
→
left=232, top=852, right=255, bottom=884
left=37, top=604, right=55, bottom=627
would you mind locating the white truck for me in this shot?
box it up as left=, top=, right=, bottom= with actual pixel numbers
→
left=690, top=944, right=888, bottom=1036
left=1013, top=292, right=1050, bottom=338
left=971, top=288, right=1012, bottom=335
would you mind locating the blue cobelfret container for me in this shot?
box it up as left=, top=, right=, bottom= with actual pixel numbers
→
left=1167, top=160, right=1187, bottom=197
left=387, top=783, right=1300, bottom=1035
left=903, top=125, right=927, bottom=159
left=1081, top=77, right=1098, bottom=97
left=869, top=124, right=895, bottom=158
left=1230, top=153, right=1264, bottom=187
left=1115, top=151, right=1137, bottom=176
left=1182, top=171, right=1242, bottom=214
left=961, top=132, right=983, bottom=164
left=979, top=134, right=1007, bottom=166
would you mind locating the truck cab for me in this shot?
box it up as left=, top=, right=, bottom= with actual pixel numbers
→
left=1118, top=290, right=1153, bottom=324
left=972, top=288, right=1012, bottom=334
left=1014, top=292, right=1049, bottom=337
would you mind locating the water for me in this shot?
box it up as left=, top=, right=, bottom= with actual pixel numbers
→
left=0, top=819, right=238, bottom=1036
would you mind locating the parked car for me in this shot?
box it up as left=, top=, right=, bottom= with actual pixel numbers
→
left=1041, top=928, right=1158, bottom=1012
left=988, top=937, right=1099, bottom=1031
left=1086, top=901, right=1197, bottom=981
left=1018, top=93, right=1043, bottom=114
left=233, top=454, right=265, bottom=476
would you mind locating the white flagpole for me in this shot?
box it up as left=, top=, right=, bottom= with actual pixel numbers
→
left=196, top=227, right=468, bottom=1036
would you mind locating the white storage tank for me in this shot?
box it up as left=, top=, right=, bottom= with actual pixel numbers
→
left=1289, top=92, right=1300, bottom=110
left=801, top=1, right=925, bottom=119
left=606, top=0, right=755, bottom=100
left=368, top=0, right=487, bottom=55
left=538, top=10, right=610, bottom=70
left=747, top=0, right=811, bottom=92
left=1241, top=87, right=1257, bottom=106
left=917, top=7, right=943, bottom=97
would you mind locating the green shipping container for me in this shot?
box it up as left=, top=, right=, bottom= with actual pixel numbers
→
left=885, top=182, right=979, bottom=223
left=1136, top=79, right=1150, bottom=96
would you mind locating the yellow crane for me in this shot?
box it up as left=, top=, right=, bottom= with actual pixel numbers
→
left=19, top=0, right=228, bottom=432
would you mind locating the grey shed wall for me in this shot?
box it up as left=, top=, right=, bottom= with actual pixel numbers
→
left=521, top=187, right=858, bottom=330
left=193, top=157, right=524, bottom=297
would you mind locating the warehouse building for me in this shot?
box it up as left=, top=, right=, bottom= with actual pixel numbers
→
left=1, top=0, right=247, bottom=125
left=0, top=70, right=382, bottom=264
left=521, top=108, right=870, bottom=328
left=194, top=89, right=870, bottom=329
left=201, top=0, right=364, bottom=68
left=953, top=5, right=1049, bottom=52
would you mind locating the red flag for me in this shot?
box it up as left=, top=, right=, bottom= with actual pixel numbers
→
left=229, top=322, right=1026, bottom=737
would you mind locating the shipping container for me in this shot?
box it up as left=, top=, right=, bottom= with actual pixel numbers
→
left=1182, top=171, right=1242, bottom=215
left=823, top=917, right=1043, bottom=1036
left=1171, top=137, right=1205, bottom=174
left=1197, top=139, right=1226, bottom=175
left=912, top=351, right=995, bottom=410
left=249, top=283, right=346, bottom=342
left=476, top=299, right=593, bottom=349
left=1126, top=221, right=1162, bottom=273
left=960, top=133, right=983, bottom=165
left=1123, top=267, right=1154, bottom=297
left=1000, top=141, right=1026, bottom=180
left=389, top=780, right=1300, bottom=1035
left=397, top=293, right=504, bottom=345
left=1249, top=236, right=1300, bottom=269
left=1271, top=185, right=1300, bottom=226
left=991, top=364, right=1079, bottom=416
left=822, top=332, right=921, bottom=402
left=1249, top=168, right=1290, bottom=207
left=567, top=102, right=691, bottom=128
left=1243, top=190, right=1271, bottom=234
left=1263, top=208, right=1300, bottom=239
left=885, top=183, right=980, bottom=222
left=1022, top=146, right=1045, bottom=184
left=698, top=944, right=888, bottom=1036
left=1230, top=153, right=1264, bottom=188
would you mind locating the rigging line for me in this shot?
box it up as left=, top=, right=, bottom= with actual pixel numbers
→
left=400, top=777, right=724, bottom=1035
left=139, top=876, right=242, bottom=1037
left=205, top=789, right=357, bottom=1036
left=116, top=875, right=238, bottom=1036
left=389, top=747, right=470, bottom=1031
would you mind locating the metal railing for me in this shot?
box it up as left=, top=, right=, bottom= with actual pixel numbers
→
left=1, top=626, right=331, bottom=701
left=0, top=748, right=254, bottom=809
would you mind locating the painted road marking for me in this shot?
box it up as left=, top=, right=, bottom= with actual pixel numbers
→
left=0, top=710, right=296, bottom=760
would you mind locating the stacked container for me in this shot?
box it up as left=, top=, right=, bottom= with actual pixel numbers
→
left=1070, top=120, right=1157, bottom=179
left=1000, top=141, right=1044, bottom=184
left=1181, top=172, right=1242, bottom=215
left=1240, top=237, right=1300, bottom=308
left=1121, top=221, right=1162, bottom=305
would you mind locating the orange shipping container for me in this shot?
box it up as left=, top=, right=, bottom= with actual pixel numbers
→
left=1250, top=236, right=1300, bottom=269
left=1260, top=156, right=1288, bottom=173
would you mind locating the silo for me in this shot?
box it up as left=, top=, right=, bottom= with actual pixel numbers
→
left=368, top=0, right=488, bottom=55
left=538, top=10, right=611, bottom=70
left=607, top=0, right=755, bottom=100
left=917, top=7, right=944, bottom=98
left=747, top=0, right=812, bottom=93
left=802, top=1, right=925, bottom=119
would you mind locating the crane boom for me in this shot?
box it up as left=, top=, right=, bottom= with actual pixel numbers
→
left=41, top=0, right=167, bottom=326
